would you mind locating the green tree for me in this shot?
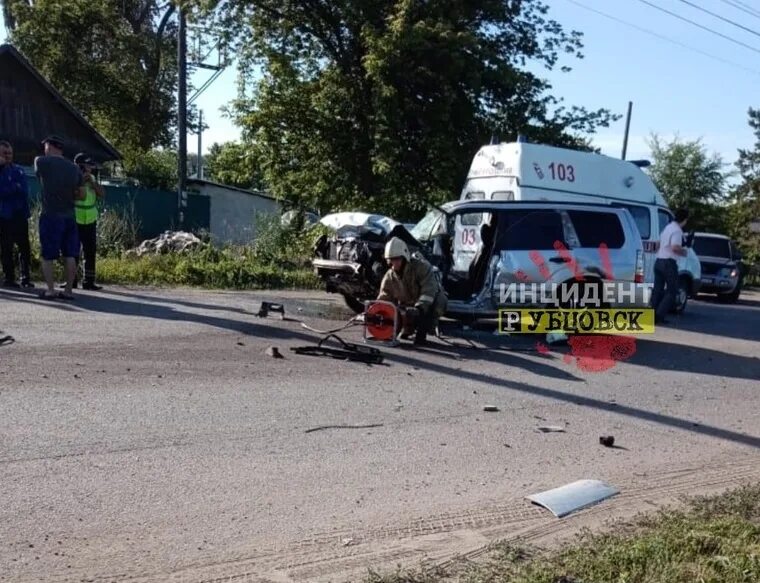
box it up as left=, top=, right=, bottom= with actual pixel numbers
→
left=3, top=0, right=179, bottom=154
left=205, top=141, right=265, bottom=190
left=193, top=0, right=618, bottom=219
left=122, top=148, right=178, bottom=191
left=726, top=109, right=760, bottom=266
left=646, top=133, right=730, bottom=232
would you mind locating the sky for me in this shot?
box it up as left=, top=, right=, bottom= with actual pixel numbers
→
left=2, top=0, right=759, bottom=169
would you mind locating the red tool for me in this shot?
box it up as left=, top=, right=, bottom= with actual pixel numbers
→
left=363, top=300, right=400, bottom=345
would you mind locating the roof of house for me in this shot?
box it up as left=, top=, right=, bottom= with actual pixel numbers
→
left=186, top=178, right=278, bottom=201
left=0, top=43, right=121, bottom=165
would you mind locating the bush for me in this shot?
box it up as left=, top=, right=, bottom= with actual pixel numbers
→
left=249, top=211, right=331, bottom=269
left=96, top=204, right=141, bottom=257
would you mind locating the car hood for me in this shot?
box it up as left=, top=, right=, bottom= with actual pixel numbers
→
left=320, top=212, right=402, bottom=236
left=319, top=211, right=422, bottom=248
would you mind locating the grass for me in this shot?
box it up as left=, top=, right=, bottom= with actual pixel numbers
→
left=20, top=205, right=327, bottom=291
left=96, top=252, right=321, bottom=290
left=361, top=484, right=760, bottom=583
left=94, top=212, right=328, bottom=290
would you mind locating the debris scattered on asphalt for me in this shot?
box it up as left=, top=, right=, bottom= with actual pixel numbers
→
left=483, top=405, right=499, bottom=412
left=266, top=346, right=284, bottom=359
left=304, top=424, right=384, bottom=434
left=237, top=342, right=245, bottom=346
left=526, top=479, right=619, bottom=518
left=533, top=415, right=547, bottom=421
left=0, top=333, right=14, bottom=346
left=599, top=435, right=615, bottom=447
left=291, top=334, right=384, bottom=364
left=341, top=538, right=355, bottom=547
left=536, top=425, right=566, bottom=433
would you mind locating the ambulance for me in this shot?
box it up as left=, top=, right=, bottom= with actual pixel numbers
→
left=459, top=139, right=702, bottom=313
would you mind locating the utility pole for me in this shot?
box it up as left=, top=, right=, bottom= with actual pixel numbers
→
left=621, top=101, right=633, bottom=160
left=197, top=109, right=203, bottom=179
left=177, top=5, right=188, bottom=230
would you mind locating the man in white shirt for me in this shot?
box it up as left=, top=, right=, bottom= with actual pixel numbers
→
left=651, top=208, right=689, bottom=323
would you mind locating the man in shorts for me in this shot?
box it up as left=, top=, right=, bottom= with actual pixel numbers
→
left=34, top=135, right=84, bottom=299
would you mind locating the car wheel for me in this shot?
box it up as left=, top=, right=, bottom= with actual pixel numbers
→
left=342, top=293, right=366, bottom=314
left=672, top=277, right=689, bottom=313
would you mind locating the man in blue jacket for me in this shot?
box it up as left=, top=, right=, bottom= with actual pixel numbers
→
left=0, top=140, right=33, bottom=288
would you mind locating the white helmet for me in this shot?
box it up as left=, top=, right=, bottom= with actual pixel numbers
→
left=384, top=237, right=410, bottom=261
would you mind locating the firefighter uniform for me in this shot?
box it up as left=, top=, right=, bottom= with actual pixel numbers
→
left=377, top=237, right=447, bottom=343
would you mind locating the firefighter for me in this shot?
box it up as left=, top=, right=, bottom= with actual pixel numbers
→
left=377, top=237, right=447, bottom=345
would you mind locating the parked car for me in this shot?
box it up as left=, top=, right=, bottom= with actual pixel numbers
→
left=313, top=200, right=647, bottom=319
left=692, top=232, right=745, bottom=303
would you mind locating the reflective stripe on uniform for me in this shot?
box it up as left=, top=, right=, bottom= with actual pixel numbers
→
left=419, top=294, right=434, bottom=303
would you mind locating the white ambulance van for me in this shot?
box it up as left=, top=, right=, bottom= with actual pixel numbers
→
left=460, top=140, right=702, bottom=313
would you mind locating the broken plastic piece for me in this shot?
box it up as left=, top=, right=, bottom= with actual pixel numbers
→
left=258, top=301, right=285, bottom=319
left=536, top=425, right=565, bottom=433
left=265, top=346, right=284, bottom=359
left=526, top=479, right=619, bottom=518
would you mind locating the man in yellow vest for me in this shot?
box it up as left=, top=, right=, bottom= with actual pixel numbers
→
left=71, top=153, right=104, bottom=290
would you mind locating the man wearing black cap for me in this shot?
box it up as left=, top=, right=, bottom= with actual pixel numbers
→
left=34, top=135, right=84, bottom=299
left=71, top=152, right=104, bottom=290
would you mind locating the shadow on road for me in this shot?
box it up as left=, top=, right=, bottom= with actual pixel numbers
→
left=4, top=286, right=758, bottom=449
left=673, top=296, right=760, bottom=343
left=630, top=336, right=760, bottom=381
left=0, top=289, right=77, bottom=312
left=16, top=289, right=321, bottom=344
left=380, top=341, right=760, bottom=450
left=411, top=339, right=585, bottom=384
left=96, top=288, right=257, bottom=317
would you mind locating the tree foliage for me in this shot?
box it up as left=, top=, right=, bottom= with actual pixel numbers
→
left=121, top=148, right=178, bottom=191
left=646, top=133, right=730, bottom=233
left=205, top=141, right=265, bottom=190
left=3, top=0, right=179, bottom=155
left=194, top=0, right=619, bottom=219
left=727, top=109, right=760, bottom=265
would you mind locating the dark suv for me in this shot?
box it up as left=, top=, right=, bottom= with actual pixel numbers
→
left=692, top=232, right=745, bottom=303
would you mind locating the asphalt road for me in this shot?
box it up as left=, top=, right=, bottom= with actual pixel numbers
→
left=1, top=285, right=759, bottom=583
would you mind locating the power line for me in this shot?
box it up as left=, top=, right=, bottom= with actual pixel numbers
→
left=676, top=0, right=760, bottom=38
left=719, top=0, right=760, bottom=20
left=563, top=0, right=760, bottom=77
left=636, top=0, right=760, bottom=56
left=729, top=0, right=760, bottom=19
